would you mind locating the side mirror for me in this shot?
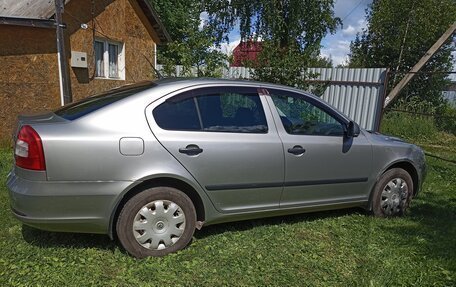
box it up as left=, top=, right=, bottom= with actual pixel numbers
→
left=346, top=121, right=360, bottom=137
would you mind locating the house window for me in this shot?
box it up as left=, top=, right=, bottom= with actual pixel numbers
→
left=94, top=39, right=125, bottom=80
left=94, top=41, right=104, bottom=77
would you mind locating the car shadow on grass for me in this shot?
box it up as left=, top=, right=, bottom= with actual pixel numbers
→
left=194, top=207, right=365, bottom=239
left=20, top=207, right=365, bottom=251
left=21, top=225, right=117, bottom=252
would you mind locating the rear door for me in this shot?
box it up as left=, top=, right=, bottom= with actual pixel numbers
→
left=146, top=86, right=284, bottom=213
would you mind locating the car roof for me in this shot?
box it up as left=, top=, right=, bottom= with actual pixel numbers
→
left=153, top=77, right=292, bottom=90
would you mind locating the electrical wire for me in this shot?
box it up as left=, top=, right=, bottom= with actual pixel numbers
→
left=341, top=0, right=365, bottom=22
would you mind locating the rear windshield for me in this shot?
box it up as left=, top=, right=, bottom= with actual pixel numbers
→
left=54, top=82, right=156, bottom=120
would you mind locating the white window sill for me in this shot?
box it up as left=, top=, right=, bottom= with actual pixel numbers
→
left=95, top=77, right=125, bottom=81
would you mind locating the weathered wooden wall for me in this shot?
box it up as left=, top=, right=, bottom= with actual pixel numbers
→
left=0, top=26, right=60, bottom=141
left=66, top=0, right=157, bottom=101
left=0, top=0, right=157, bottom=142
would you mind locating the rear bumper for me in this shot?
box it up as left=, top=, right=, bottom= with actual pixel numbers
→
left=415, top=151, right=427, bottom=197
left=7, top=170, right=131, bottom=234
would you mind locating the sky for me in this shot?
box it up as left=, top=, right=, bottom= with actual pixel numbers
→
left=217, top=0, right=372, bottom=66
left=214, top=0, right=456, bottom=76
left=320, top=0, right=372, bottom=66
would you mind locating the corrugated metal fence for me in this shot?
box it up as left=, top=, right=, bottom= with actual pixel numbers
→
left=157, top=65, right=388, bottom=131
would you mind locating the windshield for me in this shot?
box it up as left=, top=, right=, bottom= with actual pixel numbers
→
left=54, top=82, right=156, bottom=120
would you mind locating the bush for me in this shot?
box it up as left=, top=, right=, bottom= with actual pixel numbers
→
left=435, top=104, right=456, bottom=135
left=380, top=111, right=439, bottom=142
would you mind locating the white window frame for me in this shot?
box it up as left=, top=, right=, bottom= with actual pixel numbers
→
left=94, top=38, right=125, bottom=80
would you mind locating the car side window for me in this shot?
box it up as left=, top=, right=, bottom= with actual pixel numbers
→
left=197, top=92, right=267, bottom=133
left=270, top=91, right=344, bottom=136
left=153, top=96, right=201, bottom=131
left=153, top=87, right=268, bottom=133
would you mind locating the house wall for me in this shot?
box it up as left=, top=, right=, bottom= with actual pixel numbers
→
left=0, top=26, right=59, bottom=142
left=65, top=0, right=157, bottom=101
left=0, top=0, right=158, bottom=142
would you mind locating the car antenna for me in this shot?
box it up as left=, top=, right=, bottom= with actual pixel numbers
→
left=142, top=54, right=164, bottom=79
left=152, top=65, right=164, bottom=79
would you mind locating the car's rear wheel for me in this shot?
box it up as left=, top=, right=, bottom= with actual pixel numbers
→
left=116, top=187, right=196, bottom=258
left=371, top=168, right=414, bottom=217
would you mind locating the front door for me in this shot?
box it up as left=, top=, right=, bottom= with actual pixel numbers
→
left=148, top=86, right=285, bottom=213
left=266, top=88, right=372, bottom=207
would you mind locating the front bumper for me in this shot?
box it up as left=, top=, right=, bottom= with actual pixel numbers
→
left=417, top=158, right=427, bottom=196
left=7, top=170, right=131, bottom=234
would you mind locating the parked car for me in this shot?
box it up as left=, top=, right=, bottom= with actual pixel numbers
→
left=7, top=78, right=426, bottom=258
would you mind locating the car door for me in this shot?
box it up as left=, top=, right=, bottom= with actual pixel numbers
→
left=147, top=86, right=285, bottom=213
left=265, top=88, right=372, bottom=207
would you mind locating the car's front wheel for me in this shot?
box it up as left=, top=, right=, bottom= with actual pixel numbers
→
left=116, top=187, right=196, bottom=258
left=371, top=168, right=414, bottom=217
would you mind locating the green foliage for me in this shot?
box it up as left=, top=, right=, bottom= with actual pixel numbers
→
left=249, top=41, right=333, bottom=91
left=383, top=97, right=456, bottom=136
left=381, top=111, right=439, bottom=142
left=149, top=0, right=227, bottom=77
left=349, top=0, right=456, bottom=107
left=435, top=104, right=456, bottom=135
left=205, top=0, right=340, bottom=49
left=205, top=0, right=339, bottom=88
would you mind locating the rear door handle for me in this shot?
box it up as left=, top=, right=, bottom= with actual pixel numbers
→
left=179, top=144, right=203, bottom=156
left=287, top=145, right=306, bottom=155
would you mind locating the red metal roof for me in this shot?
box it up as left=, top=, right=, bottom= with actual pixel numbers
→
left=231, top=41, right=263, bottom=67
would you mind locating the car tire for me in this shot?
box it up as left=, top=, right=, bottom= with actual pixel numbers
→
left=116, top=187, right=196, bottom=258
left=371, top=168, right=414, bottom=217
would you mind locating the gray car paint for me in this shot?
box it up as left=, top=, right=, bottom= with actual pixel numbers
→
left=144, top=85, right=285, bottom=213
left=7, top=78, right=426, bottom=237
left=263, top=93, right=373, bottom=207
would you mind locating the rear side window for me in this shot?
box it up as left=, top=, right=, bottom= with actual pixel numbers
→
left=55, top=82, right=156, bottom=120
left=153, top=97, right=200, bottom=131
left=153, top=87, right=268, bottom=133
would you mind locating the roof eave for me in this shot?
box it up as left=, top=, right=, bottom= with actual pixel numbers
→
left=136, top=0, right=171, bottom=43
left=0, top=16, right=56, bottom=29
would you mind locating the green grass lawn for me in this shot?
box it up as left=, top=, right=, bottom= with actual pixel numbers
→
left=1, top=119, right=455, bottom=286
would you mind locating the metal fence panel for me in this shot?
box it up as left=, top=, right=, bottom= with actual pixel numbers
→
left=156, top=65, right=387, bottom=131
left=307, top=68, right=387, bottom=131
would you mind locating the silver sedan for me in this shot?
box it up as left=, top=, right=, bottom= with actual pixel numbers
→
left=7, top=78, right=426, bottom=257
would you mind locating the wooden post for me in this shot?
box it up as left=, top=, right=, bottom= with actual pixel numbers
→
left=55, top=0, right=72, bottom=105
left=384, top=21, right=456, bottom=108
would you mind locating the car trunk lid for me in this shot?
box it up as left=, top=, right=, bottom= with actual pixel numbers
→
left=14, top=113, right=67, bottom=142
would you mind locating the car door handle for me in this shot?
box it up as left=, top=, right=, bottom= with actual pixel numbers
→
left=287, top=145, right=306, bottom=155
left=179, top=145, right=203, bottom=155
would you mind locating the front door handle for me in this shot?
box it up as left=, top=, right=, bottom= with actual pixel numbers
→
left=287, top=145, right=306, bottom=155
left=179, top=144, right=203, bottom=156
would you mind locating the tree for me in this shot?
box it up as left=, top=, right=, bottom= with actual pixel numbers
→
left=204, top=0, right=340, bottom=89
left=149, top=0, right=227, bottom=77
left=349, top=0, right=456, bottom=109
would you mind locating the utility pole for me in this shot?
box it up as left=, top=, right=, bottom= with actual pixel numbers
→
left=55, top=0, right=72, bottom=105
left=384, top=21, right=456, bottom=108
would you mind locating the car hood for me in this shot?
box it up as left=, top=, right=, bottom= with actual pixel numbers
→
left=364, top=130, right=407, bottom=144
left=361, top=130, right=421, bottom=150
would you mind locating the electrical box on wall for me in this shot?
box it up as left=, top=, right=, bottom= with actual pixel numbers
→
left=71, top=51, right=88, bottom=68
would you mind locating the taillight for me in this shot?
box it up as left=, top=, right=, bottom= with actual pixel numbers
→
left=15, top=125, right=46, bottom=171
